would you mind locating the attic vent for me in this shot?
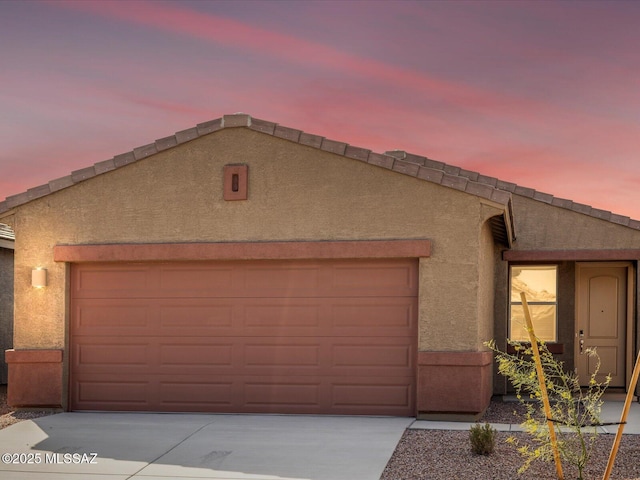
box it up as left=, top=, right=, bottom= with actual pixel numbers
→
left=224, top=164, right=248, bottom=201
left=488, top=214, right=510, bottom=246
left=0, top=223, right=14, bottom=241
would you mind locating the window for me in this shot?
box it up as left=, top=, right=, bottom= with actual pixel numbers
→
left=510, top=265, right=557, bottom=342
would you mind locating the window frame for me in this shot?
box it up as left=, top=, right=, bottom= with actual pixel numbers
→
left=509, top=264, right=559, bottom=343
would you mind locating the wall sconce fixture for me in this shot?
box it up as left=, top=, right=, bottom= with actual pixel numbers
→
left=32, top=268, right=47, bottom=288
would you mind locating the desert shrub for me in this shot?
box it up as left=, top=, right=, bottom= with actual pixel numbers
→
left=469, top=422, right=496, bottom=455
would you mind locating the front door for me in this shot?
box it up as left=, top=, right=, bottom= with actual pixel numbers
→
left=576, top=264, right=629, bottom=387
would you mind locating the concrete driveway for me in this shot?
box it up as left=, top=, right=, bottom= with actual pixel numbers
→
left=0, top=413, right=412, bottom=479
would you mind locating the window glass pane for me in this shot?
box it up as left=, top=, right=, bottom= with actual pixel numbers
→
left=511, top=265, right=557, bottom=303
left=510, top=305, right=557, bottom=342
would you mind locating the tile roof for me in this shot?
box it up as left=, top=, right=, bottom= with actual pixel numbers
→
left=0, top=114, right=637, bottom=234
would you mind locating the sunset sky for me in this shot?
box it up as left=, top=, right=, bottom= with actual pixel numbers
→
left=2, top=0, right=639, bottom=220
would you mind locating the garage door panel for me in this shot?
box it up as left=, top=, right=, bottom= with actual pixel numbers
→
left=72, top=260, right=418, bottom=299
left=73, top=337, right=235, bottom=374
left=75, top=299, right=236, bottom=336
left=158, top=265, right=235, bottom=296
left=73, top=375, right=238, bottom=412
left=75, top=343, right=150, bottom=367
left=330, top=263, right=418, bottom=296
left=159, top=303, right=234, bottom=330
left=73, top=300, right=151, bottom=332
left=332, top=344, right=411, bottom=368
left=72, top=265, right=155, bottom=299
left=74, top=298, right=416, bottom=337
left=330, top=298, right=416, bottom=330
left=243, top=265, right=321, bottom=293
left=242, top=301, right=322, bottom=328
left=244, top=343, right=321, bottom=367
left=159, top=343, right=234, bottom=367
left=244, top=381, right=321, bottom=408
left=74, top=378, right=151, bottom=409
left=241, top=337, right=328, bottom=376
left=71, top=372, right=415, bottom=414
left=331, top=382, right=413, bottom=412
left=159, top=381, right=235, bottom=408
left=240, top=298, right=416, bottom=336
left=70, top=259, right=417, bottom=415
left=235, top=366, right=414, bottom=379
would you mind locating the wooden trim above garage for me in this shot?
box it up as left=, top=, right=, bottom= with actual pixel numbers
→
left=54, top=239, right=431, bottom=262
left=503, top=249, right=640, bottom=261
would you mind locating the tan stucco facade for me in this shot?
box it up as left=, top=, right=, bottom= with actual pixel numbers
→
left=6, top=116, right=639, bottom=416
left=1, top=125, right=510, bottom=416
left=511, top=195, right=640, bottom=251
left=0, top=243, right=13, bottom=384
left=492, top=195, right=640, bottom=396
left=5, top=128, right=503, bottom=355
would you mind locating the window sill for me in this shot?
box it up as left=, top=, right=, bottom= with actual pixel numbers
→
left=506, top=343, right=564, bottom=355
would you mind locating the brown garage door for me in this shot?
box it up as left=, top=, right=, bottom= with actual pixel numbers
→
left=70, top=259, right=417, bottom=415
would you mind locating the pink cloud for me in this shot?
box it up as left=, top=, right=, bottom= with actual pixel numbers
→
left=113, top=93, right=212, bottom=119
left=52, top=1, right=639, bottom=166
left=3, top=1, right=636, bottom=222
left=464, top=147, right=640, bottom=220
left=56, top=1, right=545, bottom=118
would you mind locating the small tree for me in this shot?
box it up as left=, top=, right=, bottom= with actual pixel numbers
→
left=486, top=339, right=610, bottom=480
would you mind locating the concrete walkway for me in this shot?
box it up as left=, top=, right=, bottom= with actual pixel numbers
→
left=411, top=400, right=640, bottom=435
left=0, top=413, right=412, bottom=480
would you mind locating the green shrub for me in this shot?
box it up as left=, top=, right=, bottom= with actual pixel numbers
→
left=469, top=422, right=496, bottom=455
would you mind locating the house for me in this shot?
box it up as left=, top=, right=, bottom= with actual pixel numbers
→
left=1, top=113, right=639, bottom=418
left=0, top=223, right=14, bottom=384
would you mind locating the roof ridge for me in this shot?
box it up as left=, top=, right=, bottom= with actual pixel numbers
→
left=0, top=113, right=637, bottom=231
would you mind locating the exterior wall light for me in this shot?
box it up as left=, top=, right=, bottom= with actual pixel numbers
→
left=32, top=267, right=47, bottom=288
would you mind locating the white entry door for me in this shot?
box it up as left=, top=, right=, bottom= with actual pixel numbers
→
left=576, top=264, right=629, bottom=387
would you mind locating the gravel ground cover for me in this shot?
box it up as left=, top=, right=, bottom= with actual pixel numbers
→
left=381, top=399, right=640, bottom=480
left=0, top=385, right=55, bottom=430
left=380, top=429, right=640, bottom=480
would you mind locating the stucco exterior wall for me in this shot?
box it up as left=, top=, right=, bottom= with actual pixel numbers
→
left=637, top=265, right=640, bottom=398
left=493, top=195, right=640, bottom=395
left=0, top=247, right=13, bottom=384
left=511, top=196, right=640, bottom=250
left=5, top=128, right=503, bottom=354
left=508, top=195, right=640, bottom=353
left=492, top=254, right=509, bottom=394
left=477, top=210, right=498, bottom=350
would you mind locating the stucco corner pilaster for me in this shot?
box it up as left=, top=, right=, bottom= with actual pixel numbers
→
left=416, top=351, right=493, bottom=419
left=5, top=349, right=64, bottom=408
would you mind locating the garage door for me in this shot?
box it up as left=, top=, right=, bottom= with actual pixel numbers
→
left=69, top=259, right=418, bottom=415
